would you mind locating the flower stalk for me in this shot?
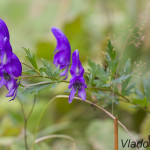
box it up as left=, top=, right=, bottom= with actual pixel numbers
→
left=114, top=117, right=118, bottom=150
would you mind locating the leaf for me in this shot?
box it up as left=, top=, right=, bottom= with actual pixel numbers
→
left=53, top=66, right=60, bottom=77
left=23, top=82, right=52, bottom=94
left=122, top=83, right=134, bottom=95
left=41, top=58, right=53, bottom=77
left=112, top=74, right=131, bottom=84
left=106, top=40, right=116, bottom=60
left=88, top=58, right=97, bottom=72
left=88, top=59, right=108, bottom=85
left=22, top=69, right=36, bottom=75
left=87, top=59, right=98, bottom=86
left=120, top=59, right=134, bottom=95
left=135, top=89, right=144, bottom=100
left=23, top=48, right=38, bottom=70
left=96, top=66, right=109, bottom=82
left=39, top=67, right=46, bottom=77
left=106, top=40, right=119, bottom=76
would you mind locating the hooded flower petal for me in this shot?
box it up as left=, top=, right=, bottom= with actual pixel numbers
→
left=68, top=50, right=87, bottom=103
left=53, top=50, right=67, bottom=68
left=69, top=87, right=76, bottom=103
left=5, top=78, right=17, bottom=96
left=51, top=27, right=71, bottom=54
left=0, top=77, right=5, bottom=88
left=0, top=55, right=21, bottom=100
left=70, top=49, right=84, bottom=77
left=4, top=53, right=22, bottom=77
left=0, top=18, right=10, bottom=49
left=51, top=27, right=71, bottom=79
left=0, top=19, right=13, bottom=65
left=59, top=66, right=69, bottom=80
left=78, top=86, right=86, bottom=101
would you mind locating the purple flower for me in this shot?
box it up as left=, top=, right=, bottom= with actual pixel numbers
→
left=51, top=27, right=71, bottom=80
left=0, top=54, right=22, bottom=101
left=0, top=19, right=13, bottom=65
left=68, top=50, right=87, bottom=103
left=0, top=19, right=22, bottom=101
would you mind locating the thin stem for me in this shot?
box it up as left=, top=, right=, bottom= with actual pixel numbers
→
left=35, top=134, right=76, bottom=150
left=22, top=62, right=40, bottom=75
left=20, top=74, right=150, bottom=113
left=35, top=95, right=139, bottom=150
left=90, top=86, right=130, bottom=102
left=20, top=75, right=70, bottom=83
left=114, top=117, right=118, bottom=150
left=25, top=81, right=55, bottom=88
left=20, top=75, right=129, bottom=102
left=56, top=95, right=139, bottom=150
left=18, top=99, right=29, bottom=150
left=27, top=95, right=37, bottom=120
left=18, top=95, right=37, bottom=150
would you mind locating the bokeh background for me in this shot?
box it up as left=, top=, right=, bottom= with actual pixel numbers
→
left=0, top=0, right=150, bottom=150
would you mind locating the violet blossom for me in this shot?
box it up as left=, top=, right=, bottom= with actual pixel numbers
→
left=68, top=49, right=87, bottom=103
left=51, top=27, right=71, bottom=79
left=0, top=19, right=22, bottom=101
left=0, top=19, right=13, bottom=65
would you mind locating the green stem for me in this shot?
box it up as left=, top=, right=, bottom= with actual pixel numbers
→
left=18, top=95, right=37, bottom=150
left=21, top=75, right=69, bottom=83
left=20, top=73, right=150, bottom=113
left=22, top=62, right=40, bottom=75
left=34, top=95, right=139, bottom=150
left=18, top=99, right=29, bottom=150
left=25, top=81, right=55, bottom=88
left=90, top=86, right=130, bottom=102
left=21, top=75, right=130, bottom=102
left=20, top=76, right=127, bottom=100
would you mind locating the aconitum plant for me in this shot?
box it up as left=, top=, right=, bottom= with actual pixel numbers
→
left=0, top=18, right=150, bottom=150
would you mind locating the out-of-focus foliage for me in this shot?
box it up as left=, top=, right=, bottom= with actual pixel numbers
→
left=1, top=0, right=150, bottom=150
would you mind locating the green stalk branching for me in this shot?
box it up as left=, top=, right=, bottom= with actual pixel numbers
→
left=18, top=95, right=37, bottom=150
left=19, top=74, right=150, bottom=113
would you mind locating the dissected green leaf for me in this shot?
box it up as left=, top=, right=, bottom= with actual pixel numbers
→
left=87, top=59, right=98, bottom=86
left=23, top=82, right=52, bottom=94
left=22, top=69, right=36, bottom=75
left=106, top=40, right=116, bottom=60
left=106, top=40, right=119, bottom=77
left=53, top=66, right=60, bottom=77
left=112, top=74, right=131, bottom=84
left=87, top=59, right=108, bottom=86
left=39, top=67, right=46, bottom=77
left=23, top=48, right=38, bottom=70
left=41, top=58, right=53, bottom=77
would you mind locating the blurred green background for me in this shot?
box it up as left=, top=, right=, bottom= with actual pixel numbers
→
left=0, top=0, right=150, bottom=150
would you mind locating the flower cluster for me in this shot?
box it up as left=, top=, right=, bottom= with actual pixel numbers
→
left=51, top=27, right=87, bottom=103
left=0, top=19, right=22, bottom=101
